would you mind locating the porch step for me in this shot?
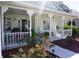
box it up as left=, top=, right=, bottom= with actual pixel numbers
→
left=48, top=45, right=78, bottom=58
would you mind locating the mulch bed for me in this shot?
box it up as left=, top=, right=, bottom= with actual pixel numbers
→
left=2, top=46, right=30, bottom=58
left=2, top=46, right=59, bottom=58
left=53, top=39, right=79, bottom=53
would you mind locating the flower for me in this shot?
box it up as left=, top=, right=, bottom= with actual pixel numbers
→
left=21, top=54, right=26, bottom=58
left=12, top=54, right=19, bottom=58
left=18, top=48, right=24, bottom=52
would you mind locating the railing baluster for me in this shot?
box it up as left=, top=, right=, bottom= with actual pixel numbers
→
left=9, top=33, right=10, bottom=45
left=25, top=32, right=26, bottom=42
left=20, top=32, right=21, bottom=44
left=27, top=32, right=28, bottom=36
left=15, top=33, right=18, bottom=44
left=6, top=33, right=8, bottom=46
left=14, top=33, right=16, bottom=44
left=4, top=34, right=6, bottom=46
left=10, top=33, right=12, bottom=45
left=22, top=32, right=23, bottom=43
left=12, top=33, right=14, bottom=45
left=23, top=32, right=25, bottom=43
left=7, top=33, right=9, bottom=46
left=18, top=33, right=20, bottom=44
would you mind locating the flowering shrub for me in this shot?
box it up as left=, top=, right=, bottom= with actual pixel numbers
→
left=9, top=30, right=53, bottom=58
left=10, top=43, right=52, bottom=58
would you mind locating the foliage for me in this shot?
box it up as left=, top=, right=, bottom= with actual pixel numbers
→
left=64, top=21, right=79, bottom=36
left=10, top=48, right=26, bottom=58
left=67, top=21, right=76, bottom=26
left=43, top=32, right=49, bottom=39
left=64, top=20, right=76, bottom=29
left=25, top=36, right=38, bottom=48
left=9, top=29, right=54, bottom=58
left=43, top=32, right=49, bottom=36
left=77, top=28, right=79, bottom=35
left=31, top=29, right=36, bottom=39
left=11, top=28, right=20, bottom=32
left=10, top=44, right=51, bottom=58
left=64, top=23, right=71, bottom=29
left=27, top=44, right=45, bottom=58
left=25, top=29, right=41, bottom=48
left=72, top=27, right=79, bottom=36
left=72, top=27, right=77, bottom=36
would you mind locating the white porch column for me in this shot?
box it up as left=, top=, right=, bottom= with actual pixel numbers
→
left=61, top=16, right=65, bottom=36
left=27, top=10, right=34, bottom=36
left=0, top=18, right=2, bottom=58
left=0, top=6, right=8, bottom=57
left=48, top=14, right=52, bottom=39
left=1, top=6, right=8, bottom=49
left=71, top=17, right=73, bottom=36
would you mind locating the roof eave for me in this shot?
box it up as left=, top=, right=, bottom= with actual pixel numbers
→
left=0, top=1, right=77, bottom=17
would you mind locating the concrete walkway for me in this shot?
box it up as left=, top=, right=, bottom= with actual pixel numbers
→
left=48, top=45, right=79, bottom=58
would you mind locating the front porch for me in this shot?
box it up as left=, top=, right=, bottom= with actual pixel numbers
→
left=3, top=8, right=31, bottom=50
left=0, top=6, right=73, bottom=50
left=1, top=7, right=34, bottom=50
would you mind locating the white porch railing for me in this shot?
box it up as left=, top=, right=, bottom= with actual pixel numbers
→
left=40, top=26, right=50, bottom=33
left=63, top=29, right=72, bottom=36
left=4, top=32, right=29, bottom=49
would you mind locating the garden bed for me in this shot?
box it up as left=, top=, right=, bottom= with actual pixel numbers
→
left=2, top=45, right=59, bottom=58
left=2, top=31, right=60, bottom=58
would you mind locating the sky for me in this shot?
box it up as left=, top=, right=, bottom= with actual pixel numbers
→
left=63, top=1, right=79, bottom=12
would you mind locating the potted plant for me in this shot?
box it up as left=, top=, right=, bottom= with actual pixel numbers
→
left=43, top=32, right=49, bottom=39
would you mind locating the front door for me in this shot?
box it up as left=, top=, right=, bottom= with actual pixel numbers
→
left=22, top=20, right=28, bottom=32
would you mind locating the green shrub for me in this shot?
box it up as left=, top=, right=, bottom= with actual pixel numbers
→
left=28, top=47, right=44, bottom=58
left=31, top=29, right=36, bottom=40
left=64, top=23, right=79, bottom=36
left=11, top=28, right=20, bottom=32
left=64, top=23, right=71, bottom=29
left=26, top=37, right=37, bottom=48
left=77, top=28, right=79, bottom=35
left=25, top=29, right=39, bottom=48
left=42, top=32, right=49, bottom=39
left=68, top=21, right=76, bottom=26
left=43, top=32, right=49, bottom=36
left=72, top=27, right=79, bottom=36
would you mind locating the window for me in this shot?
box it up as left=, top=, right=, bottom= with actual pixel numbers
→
left=43, top=20, right=50, bottom=30
left=4, top=17, right=11, bottom=32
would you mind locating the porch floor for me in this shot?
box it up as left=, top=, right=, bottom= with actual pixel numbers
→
left=53, top=39, right=79, bottom=53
